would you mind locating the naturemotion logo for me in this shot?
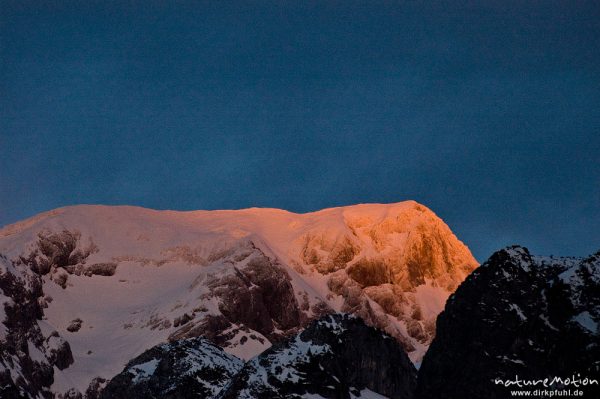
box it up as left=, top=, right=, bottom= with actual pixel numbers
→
left=494, top=374, right=598, bottom=397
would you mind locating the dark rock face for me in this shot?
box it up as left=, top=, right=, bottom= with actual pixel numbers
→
left=207, top=254, right=301, bottom=338
left=19, top=230, right=97, bottom=275
left=97, top=314, right=417, bottom=398
left=220, top=313, right=417, bottom=399
left=45, top=331, right=74, bottom=370
left=66, top=318, right=83, bottom=332
left=76, top=263, right=117, bottom=277
left=100, top=337, right=243, bottom=399
left=84, top=377, right=108, bottom=399
left=0, top=254, right=74, bottom=399
left=169, top=242, right=323, bottom=350
left=17, top=230, right=116, bottom=288
left=417, top=246, right=600, bottom=399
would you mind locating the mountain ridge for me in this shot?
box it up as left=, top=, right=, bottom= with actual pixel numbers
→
left=0, top=200, right=478, bottom=396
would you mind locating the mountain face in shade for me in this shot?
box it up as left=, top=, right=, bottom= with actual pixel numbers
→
left=0, top=201, right=477, bottom=396
left=220, top=313, right=417, bottom=399
left=98, top=337, right=243, bottom=399
left=98, top=314, right=416, bottom=399
left=416, top=246, right=600, bottom=399
left=0, top=254, right=73, bottom=399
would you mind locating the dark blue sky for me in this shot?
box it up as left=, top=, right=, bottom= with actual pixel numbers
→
left=1, top=1, right=599, bottom=260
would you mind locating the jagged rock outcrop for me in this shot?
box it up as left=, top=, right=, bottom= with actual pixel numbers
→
left=417, top=246, right=600, bottom=399
left=170, top=244, right=306, bottom=343
left=165, top=241, right=326, bottom=359
left=16, top=230, right=111, bottom=289
left=0, top=253, right=73, bottom=399
left=220, top=313, right=417, bottom=399
left=100, top=337, right=243, bottom=399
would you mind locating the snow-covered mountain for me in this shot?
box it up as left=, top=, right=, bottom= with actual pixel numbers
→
left=0, top=201, right=478, bottom=396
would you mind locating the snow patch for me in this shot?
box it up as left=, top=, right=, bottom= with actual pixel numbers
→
left=573, top=311, right=598, bottom=334
left=414, top=280, right=449, bottom=320
left=508, top=304, right=527, bottom=321
left=129, top=358, right=159, bottom=383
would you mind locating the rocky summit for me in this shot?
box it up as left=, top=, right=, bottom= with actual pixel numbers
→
left=416, top=246, right=600, bottom=399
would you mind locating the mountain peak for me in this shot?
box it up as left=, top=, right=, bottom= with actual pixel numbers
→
left=0, top=200, right=477, bottom=395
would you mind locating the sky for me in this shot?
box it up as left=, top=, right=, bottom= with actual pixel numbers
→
left=1, top=1, right=599, bottom=261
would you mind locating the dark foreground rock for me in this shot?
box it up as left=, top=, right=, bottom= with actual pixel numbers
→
left=0, top=254, right=73, bottom=399
left=220, top=313, right=417, bottom=399
left=417, top=246, right=600, bottom=399
left=100, top=337, right=243, bottom=399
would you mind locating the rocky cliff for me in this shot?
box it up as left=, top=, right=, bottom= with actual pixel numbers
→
left=416, top=246, right=600, bottom=399
left=97, top=313, right=416, bottom=399
left=220, top=313, right=417, bottom=399
left=99, top=337, right=243, bottom=399
left=0, top=254, right=73, bottom=399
